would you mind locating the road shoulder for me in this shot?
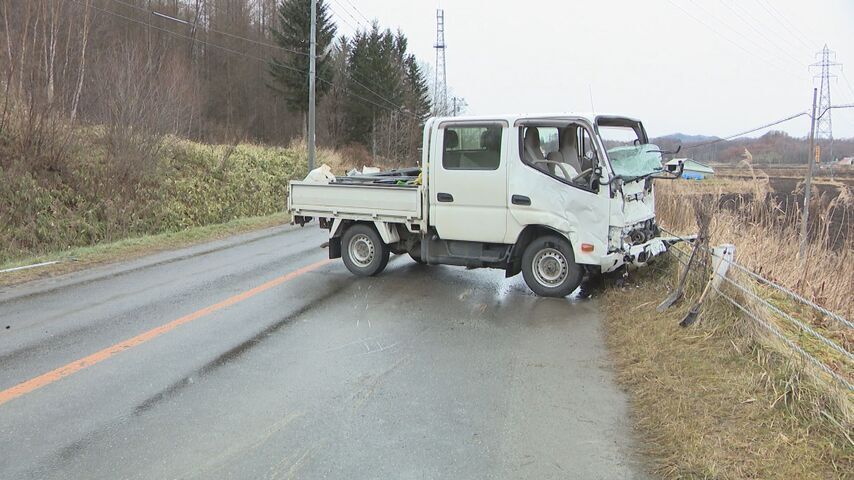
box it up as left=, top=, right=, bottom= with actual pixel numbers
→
left=0, top=213, right=295, bottom=298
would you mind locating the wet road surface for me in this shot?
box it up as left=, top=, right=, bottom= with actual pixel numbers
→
left=0, top=225, right=646, bottom=479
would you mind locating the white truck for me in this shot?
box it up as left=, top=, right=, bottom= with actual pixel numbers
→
left=288, top=113, right=684, bottom=297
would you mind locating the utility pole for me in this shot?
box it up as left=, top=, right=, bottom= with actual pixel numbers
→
left=799, top=88, right=818, bottom=262
left=307, top=0, right=317, bottom=171
left=433, top=9, right=447, bottom=116
left=371, top=113, right=377, bottom=162
left=451, top=96, right=467, bottom=116
left=810, top=45, right=839, bottom=164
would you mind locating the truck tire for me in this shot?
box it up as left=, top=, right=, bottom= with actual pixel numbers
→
left=341, top=224, right=390, bottom=276
left=521, top=235, right=583, bottom=297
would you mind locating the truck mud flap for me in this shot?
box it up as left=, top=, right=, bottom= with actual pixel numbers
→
left=329, top=237, right=342, bottom=259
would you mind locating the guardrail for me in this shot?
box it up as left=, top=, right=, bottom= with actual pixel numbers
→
left=660, top=227, right=853, bottom=392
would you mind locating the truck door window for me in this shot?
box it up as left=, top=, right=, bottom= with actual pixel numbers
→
left=442, top=126, right=502, bottom=170
left=520, top=124, right=598, bottom=191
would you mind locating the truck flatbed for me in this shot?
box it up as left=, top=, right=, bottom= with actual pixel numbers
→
left=289, top=181, right=424, bottom=224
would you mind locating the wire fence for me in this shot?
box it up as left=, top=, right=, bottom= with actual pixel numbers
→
left=662, top=233, right=853, bottom=392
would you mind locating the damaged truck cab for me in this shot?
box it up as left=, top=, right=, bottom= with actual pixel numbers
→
left=289, top=113, right=682, bottom=297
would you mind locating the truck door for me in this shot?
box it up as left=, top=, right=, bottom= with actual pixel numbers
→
left=430, top=122, right=508, bottom=242
left=506, top=123, right=611, bottom=266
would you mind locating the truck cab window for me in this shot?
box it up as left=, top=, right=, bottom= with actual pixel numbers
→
left=521, top=124, right=599, bottom=189
left=442, top=126, right=502, bottom=170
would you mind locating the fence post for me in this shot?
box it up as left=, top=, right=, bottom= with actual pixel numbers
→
left=711, top=244, right=735, bottom=291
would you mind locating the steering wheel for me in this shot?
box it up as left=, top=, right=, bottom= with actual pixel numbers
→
left=532, top=159, right=572, bottom=179
left=571, top=167, right=595, bottom=183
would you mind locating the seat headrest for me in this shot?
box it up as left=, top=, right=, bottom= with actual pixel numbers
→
left=444, top=130, right=459, bottom=149
left=524, top=127, right=541, bottom=150
left=480, top=128, right=501, bottom=151
left=523, top=127, right=544, bottom=162
left=561, top=126, right=578, bottom=150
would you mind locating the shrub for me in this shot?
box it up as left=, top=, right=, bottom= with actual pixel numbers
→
left=0, top=132, right=335, bottom=264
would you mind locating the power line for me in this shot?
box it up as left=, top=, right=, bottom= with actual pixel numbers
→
left=344, top=72, right=414, bottom=113
left=717, top=0, right=812, bottom=66
left=755, top=0, right=816, bottom=52
left=664, top=0, right=805, bottom=80
left=679, top=0, right=806, bottom=77
left=840, top=71, right=854, bottom=104
left=329, top=0, right=370, bottom=32
left=103, top=0, right=415, bottom=118
left=339, top=0, right=373, bottom=26
left=73, top=0, right=417, bottom=119
left=86, top=1, right=306, bottom=74
left=323, top=5, right=429, bottom=117
left=326, top=3, right=361, bottom=33
left=107, top=0, right=310, bottom=57
left=683, top=111, right=809, bottom=149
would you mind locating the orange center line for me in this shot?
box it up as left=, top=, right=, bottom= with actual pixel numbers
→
left=0, top=258, right=333, bottom=406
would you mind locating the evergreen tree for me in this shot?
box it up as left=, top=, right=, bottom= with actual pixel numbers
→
left=344, top=24, right=405, bottom=145
left=269, top=0, right=337, bottom=132
left=403, top=56, right=431, bottom=121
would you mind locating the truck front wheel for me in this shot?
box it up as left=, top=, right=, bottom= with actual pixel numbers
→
left=342, top=224, right=390, bottom=276
left=521, top=235, right=583, bottom=297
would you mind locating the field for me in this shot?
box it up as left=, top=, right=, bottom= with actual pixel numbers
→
left=655, top=168, right=852, bottom=423
left=656, top=168, right=853, bottom=317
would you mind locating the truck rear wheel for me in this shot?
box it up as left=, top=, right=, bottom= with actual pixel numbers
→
left=521, top=235, right=583, bottom=297
left=342, top=224, right=390, bottom=276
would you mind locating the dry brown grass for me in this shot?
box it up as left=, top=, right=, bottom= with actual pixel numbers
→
left=655, top=176, right=854, bottom=386
left=608, top=175, right=854, bottom=478
left=603, top=261, right=853, bottom=479
left=655, top=176, right=853, bottom=318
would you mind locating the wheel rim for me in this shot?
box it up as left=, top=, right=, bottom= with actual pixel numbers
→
left=348, top=233, right=375, bottom=267
left=531, top=247, right=568, bottom=288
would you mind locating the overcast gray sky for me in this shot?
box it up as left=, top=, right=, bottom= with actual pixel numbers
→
left=329, top=0, right=854, bottom=139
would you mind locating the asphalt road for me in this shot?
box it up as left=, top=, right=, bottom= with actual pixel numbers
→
left=0, top=225, right=647, bottom=479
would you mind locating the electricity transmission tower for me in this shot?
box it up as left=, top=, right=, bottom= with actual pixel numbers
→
left=811, top=45, right=840, bottom=163
left=433, top=9, right=448, bottom=116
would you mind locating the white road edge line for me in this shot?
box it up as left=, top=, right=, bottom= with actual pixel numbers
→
left=0, top=261, right=61, bottom=274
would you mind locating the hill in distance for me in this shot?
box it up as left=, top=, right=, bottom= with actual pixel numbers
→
left=655, top=133, right=721, bottom=143
left=650, top=130, right=854, bottom=164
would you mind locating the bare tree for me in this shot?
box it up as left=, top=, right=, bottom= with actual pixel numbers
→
left=70, top=0, right=90, bottom=122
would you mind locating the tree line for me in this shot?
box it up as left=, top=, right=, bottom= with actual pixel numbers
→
left=0, top=0, right=433, bottom=168
left=653, top=131, right=854, bottom=165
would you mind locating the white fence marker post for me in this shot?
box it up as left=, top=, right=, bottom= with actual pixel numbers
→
left=711, top=244, right=735, bottom=291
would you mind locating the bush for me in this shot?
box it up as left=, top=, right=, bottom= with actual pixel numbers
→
left=0, top=132, right=333, bottom=264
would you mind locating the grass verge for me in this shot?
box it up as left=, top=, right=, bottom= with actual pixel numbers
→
left=602, top=259, right=852, bottom=479
left=0, top=212, right=290, bottom=288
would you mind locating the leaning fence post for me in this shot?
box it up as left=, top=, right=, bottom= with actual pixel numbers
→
left=711, top=244, right=735, bottom=291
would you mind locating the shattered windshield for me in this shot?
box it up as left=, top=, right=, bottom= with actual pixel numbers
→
left=607, top=145, right=664, bottom=179
left=597, top=123, right=663, bottom=179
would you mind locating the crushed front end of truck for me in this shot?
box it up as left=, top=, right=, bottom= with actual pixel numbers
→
left=598, top=140, right=691, bottom=273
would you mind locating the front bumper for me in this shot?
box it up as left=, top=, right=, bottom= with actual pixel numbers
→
left=599, top=235, right=695, bottom=273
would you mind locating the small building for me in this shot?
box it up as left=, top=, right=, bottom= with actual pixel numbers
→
left=835, top=157, right=854, bottom=166
left=665, top=158, right=715, bottom=180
